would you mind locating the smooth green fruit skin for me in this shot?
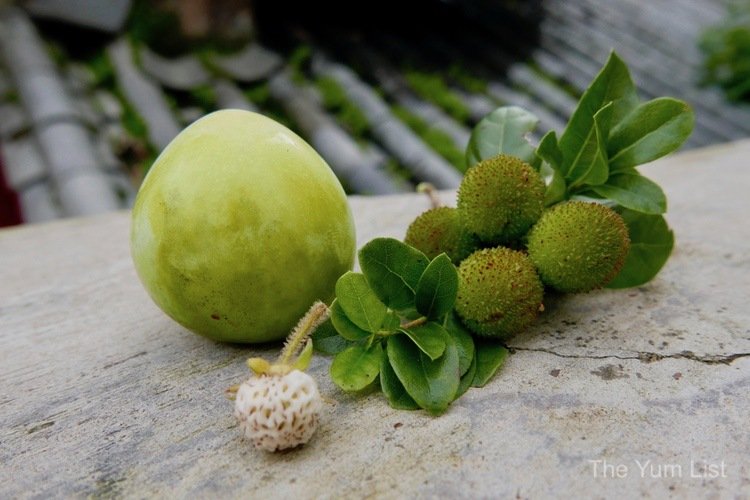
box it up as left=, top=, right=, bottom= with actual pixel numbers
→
left=457, top=154, right=545, bottom=245
left=455, top=247, right=544, bottom=339
left=130, top=110, right=356, bottom=343
left=526, top=201, right=630, bottom=293
left=404, top=207, right=479, bottom=264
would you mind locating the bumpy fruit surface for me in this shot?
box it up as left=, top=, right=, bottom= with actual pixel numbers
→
left=455, top=247, right=544, bottom=338
left=526, top=201, right=630, bottom=293
left=404, top=207, right=479, bottom=263
left=457, top=154, right=545, bottom=245
left=130, top=110, right=356, bottom=343
left=234, top=370, right=322, bottom=451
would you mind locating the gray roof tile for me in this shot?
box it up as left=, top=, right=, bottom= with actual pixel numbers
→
left=0, top=8, right=57, bottom=76
left=25, top=0, right=132, bottom=33
left=312, top=56, right=462, bottom=189
left=139, top=47, right=212, bottom=90
left=55, top=171, right=120, bottom=216
left=210, top=44, right=282, bottom=83
left=0, top=103, right=30, bottom=139
left=17, top=181, right=61, bottom=223
left=213, top=79, right=258, bottom=111
left=1, top=135, right=48, bottom=189
left=18, top=71, right=82, bottom=124
left=269, top=72, right=410, bottom=195
left=64, top=63, right=97, bottom=96
left=93, top=90, right=123, bottom=121
left=108, top=38, right=181, bottom=150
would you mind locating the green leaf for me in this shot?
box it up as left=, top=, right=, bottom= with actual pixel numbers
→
left=381, top=310, right=402, bottom=332
left=606, top=208, right=674, bottom=288
left=292, top=340, right=314, bottom=371
left=312, top=318, right=354, bottom=354
left=608, top=97, right=695, bottom=171
left=472, top=340, right=509, bottom=388
left=537, top=130, right=563, bottom=170
left=465, top=106, right=541, bottom=169
left=415, top=254, right=459, bottom=319
left=443, top=312, right=475, bottom=376
left=359, top=238, right=430, bottom=311
left=455, top=353, right=477, bottom=399
left=590, top=172, right=667, bottom=214
left=380, top=348, right=419, bottom=410
left=329, top=299, right=371, bottom=341
left=335, top=272, right=388, bottom=333
left=330, top=343, right=383, bottom=392
left=536, top=131, right=567, bottom=206
left=400, top=322, right=447, bottom=361
left=559, top=51, right=637, bottom=174
left=565, top=102, right=612, bottom=187
left=541, top=161, right=567, bottom=206
left=387, top=329, right=460, bottom=413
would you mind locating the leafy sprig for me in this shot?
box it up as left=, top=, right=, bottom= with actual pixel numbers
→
left=465, top=51, right=693, bottom=287
left=313, top=238, right=508, bottom=414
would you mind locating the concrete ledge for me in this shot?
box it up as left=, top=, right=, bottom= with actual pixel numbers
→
left=0, top=140, right=748, bottom=497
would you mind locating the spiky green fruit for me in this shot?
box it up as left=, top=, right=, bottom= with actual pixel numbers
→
left=526, top=201, right=630, bottom=293
left=457, top=154, right=545, bottom=245
left=455, top=247, right=544, bottom=339
left=404, top=207, right=480, bottom=263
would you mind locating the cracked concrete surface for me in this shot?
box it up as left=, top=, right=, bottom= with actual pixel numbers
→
left=1, top=140, right=749, bottom=497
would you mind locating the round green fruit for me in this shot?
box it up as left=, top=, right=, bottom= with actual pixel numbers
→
left=455, top=247, right=544, bottom=339
left=404, top=207, right=479, bottom=264
left=526, top=201, right=630, bottom=293
left=457, top=154, right=545, bottom=245
left=130, top=110, right=356, bottom=343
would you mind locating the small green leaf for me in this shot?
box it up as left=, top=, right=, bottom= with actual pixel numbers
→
left=359, top=238, right=430, bottom=311
left=608, top=97, right=695, bottom=171
left=565, top=102, right=612, bottom=187
left=329, top=299, right=371, bottom=341
left=560, top=52, right=638, bottom=159
left=536, top=130, right=563, bottom=171
left=335, top=272, right=388, bottom=333
left=330, top=343, right=383, bottom=392
left=455, top=353, right=477, bottom=399
left=388, top=329, right=460, bottom=413
left=380, top=348, right=419, bottom=410
left=443, top=312, right=475, bottom=376
left=606, top=208, right=674, bottom=288
left=312, top=318, right=354, bottom=354
left=400, top=322, right=447, bottom=361
left=292, top=339, right=314, bottom=371
left=472, top=340, right=509, bottom=388
left=541, top=161, right=567, bottom=206
left=590, top=172, right=667, bottom=214
left=465, top=106, right=541, bottom=169
left=536, top=131, right=567, bottom=206
left=381, top=310, right=402, bottom=332
left=415, top=254, right=459, bottom=319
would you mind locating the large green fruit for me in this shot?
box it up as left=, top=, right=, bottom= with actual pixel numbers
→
left=131, top=110, right=356, bottom=343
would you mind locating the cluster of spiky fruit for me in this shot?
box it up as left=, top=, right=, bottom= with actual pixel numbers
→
left=405, top=154, right=630, bottom=340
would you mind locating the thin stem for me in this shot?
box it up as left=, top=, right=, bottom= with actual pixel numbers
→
left=417, top=182, right=443, bottom=209
left=401, top=316, right=428, bottom=329
left=278, top=301, right=329, bottom=366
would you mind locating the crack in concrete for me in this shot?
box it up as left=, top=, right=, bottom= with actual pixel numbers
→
left=506, top=346, right=750, bottom=365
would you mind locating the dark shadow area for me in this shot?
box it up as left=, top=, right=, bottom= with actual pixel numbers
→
left=252, top=0, right=544, bottom=76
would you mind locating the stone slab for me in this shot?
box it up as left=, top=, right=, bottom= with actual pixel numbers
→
left=0, top=140, right=749, bottom=498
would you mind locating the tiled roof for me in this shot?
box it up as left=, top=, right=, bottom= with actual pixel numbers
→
left=1, top=0, right=749, bottom=225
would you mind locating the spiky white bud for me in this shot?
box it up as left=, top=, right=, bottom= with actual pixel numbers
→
left=234, top=370, right=322, bottom=451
